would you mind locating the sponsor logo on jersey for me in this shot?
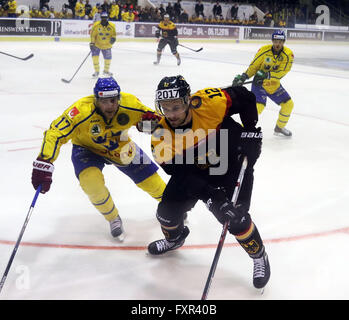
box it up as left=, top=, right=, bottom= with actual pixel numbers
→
left=91, top=124, right=101, bottom=136
left=68, top=106, right=80, bottom=119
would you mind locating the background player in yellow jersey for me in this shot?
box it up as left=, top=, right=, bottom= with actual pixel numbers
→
left=147, top=75, right=270, bottom=290
left=234, top=30, right=294, bottom=137
left=90, top=12, right=116, bottom=78
left=31, top=77, right=165, bottom=241
left=153, top=14, right=181, bottom=66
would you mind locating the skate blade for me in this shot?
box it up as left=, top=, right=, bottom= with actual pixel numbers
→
left=259, top=286, right=267, bottom=295
left=117, top=233, right=125, bottom=242
left=113, top=232, right=125, bottom=242
left=273, top=132, right=292, bottom=138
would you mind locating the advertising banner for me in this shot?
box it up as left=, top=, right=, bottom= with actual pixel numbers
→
left=0, top=18, right=61, bottom=36
left=244, top=27, right=275, bottom=40
left=323, top=31, right=349, bottom=41
left=135, top=22, right=239, bottom=39
left=244, top=27, right=324, bottom=41
left=286, top=29, right=323, bottom=40
left=61, top=20, right=134, bottom=38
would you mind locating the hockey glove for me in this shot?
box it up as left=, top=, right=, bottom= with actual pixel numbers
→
left=238, top=127, right=262, bottom=165
left=110, top=37, right=116, bottom=45
left=32, top=158, right=54, bottom=194
left=155, top=30, right=161, bottom=38
left=89, top=42, right=96, bottom=51
left=233, top=73, right=248, bottom=86
left=253, top=70, right=270, bottom=86
left=136, top=111, right=162, bottom=134
left=205, top=187, right=244, bottom=225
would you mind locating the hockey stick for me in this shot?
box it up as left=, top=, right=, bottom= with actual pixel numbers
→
left=61, top=51, right=91, bottom=84
left=201, top=156, right=248, bottom=300
left=178, top=44, right=203, bottom=52
left=0, top=185, right=42, bottom=294
left=231, top=80, right=254, bottom=87
left=0, top=51, right=34, bottom=61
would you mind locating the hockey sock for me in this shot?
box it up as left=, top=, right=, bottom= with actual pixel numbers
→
left=277, top=99, right=294, bottom=128
left=256, top=103, right=265, bottom=115
left=79, top=167, right=119, bottom=222
left=136, top=172, right=166, bottom=202
left=234, top=222, right=264, bottom=258
left=161, top=221, right=185, bottom=241
left=104, top=59, right=111, bottom=72
left=92, top=55, right=100, bottom=73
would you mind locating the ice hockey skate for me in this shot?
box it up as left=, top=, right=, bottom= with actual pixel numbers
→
left=177, top=57, right=181, bottom=66
left=153, top=61, right=159, bottom=65
left=92, top=71, right=99, bottom=78
left=252, top=249, right=270, bottom=290
left=109, top=215, right=125, bottom=241
left=274, top=125, right=292, bottom=137
left=103, top=71, right=113, bottom=76
left=148, top=226, right=189, bottom=255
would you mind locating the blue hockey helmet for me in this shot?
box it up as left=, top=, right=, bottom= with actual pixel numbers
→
left=94, top=77, right=121, bottom=99
left=272, top=30, right=286, bottom=41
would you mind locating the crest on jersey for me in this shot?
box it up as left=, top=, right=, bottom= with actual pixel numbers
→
left=117, top=113, right=129, bottom=125
left=91, top=124, right=101, bottom=136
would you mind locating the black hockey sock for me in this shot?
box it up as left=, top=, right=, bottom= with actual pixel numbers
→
left=235, top=222, right=264, bottom=259
left=161, top=221, right=185, bottom=242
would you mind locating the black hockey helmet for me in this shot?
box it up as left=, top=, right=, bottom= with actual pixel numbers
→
left=155, top=75, right=191, bottom=115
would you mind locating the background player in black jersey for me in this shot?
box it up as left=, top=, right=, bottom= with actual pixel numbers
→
left=153, top=14, right=181, bottom=66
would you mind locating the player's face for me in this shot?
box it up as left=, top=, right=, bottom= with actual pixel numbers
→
left=272, top=39, right=284, bottom=52
left=97, top=97, right=119, bottom=120
left=160, top=98, right=190, bottom=127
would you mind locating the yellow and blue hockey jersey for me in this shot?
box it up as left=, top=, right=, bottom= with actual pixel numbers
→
left=39, top=93, right=155, bottom=166
left=90, top=21, right=117, bottom=50
left=245, top=44, right=294, bottom=94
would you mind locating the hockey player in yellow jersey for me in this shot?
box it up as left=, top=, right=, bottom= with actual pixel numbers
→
left=233, top=30, right=294, bottom=137
left=90, top=12, right=117, bottom=78
left=31, top=77, right=166, bottom=240
left=147, top=75, right=270, bottom=290
left=153, top=14, right=181, bottom=66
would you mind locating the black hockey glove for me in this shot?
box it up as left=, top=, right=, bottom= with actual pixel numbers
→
left=205, top=187, right=244, bottom=225
left=89, top=42, right=96, bottom=51
left=110, top=37, right=116, bottom=45
left=233, top=73, right=248, bottom=86
left=155, top=29, right=161, bottom=38
left=253, top=70, right=270, bottom=86
left=238, top=127, right=262, bottom=165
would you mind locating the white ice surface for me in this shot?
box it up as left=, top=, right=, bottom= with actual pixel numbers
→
left=0, top=40, right=348, bottom=300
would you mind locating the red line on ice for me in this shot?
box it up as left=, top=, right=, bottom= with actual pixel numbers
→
left=0, top=226, right=348, bottom=251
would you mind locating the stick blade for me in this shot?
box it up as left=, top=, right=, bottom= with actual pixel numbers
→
left=196, top=48, right=203, bottom=52
left=23, top=54, right=34, bottom=60
left=61, top=78, right=71, bottom=84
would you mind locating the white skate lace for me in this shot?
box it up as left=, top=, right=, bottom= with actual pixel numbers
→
left=110, top=217, right=122, bottom=231
left=253, top=256, right=266, bottom=278
left=156, top=239, right=175, bottom=252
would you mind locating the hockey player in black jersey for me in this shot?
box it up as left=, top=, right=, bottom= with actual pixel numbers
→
left=153, top=14, right=181, bottom=66
left=147, top=75, right=270, bottom=290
